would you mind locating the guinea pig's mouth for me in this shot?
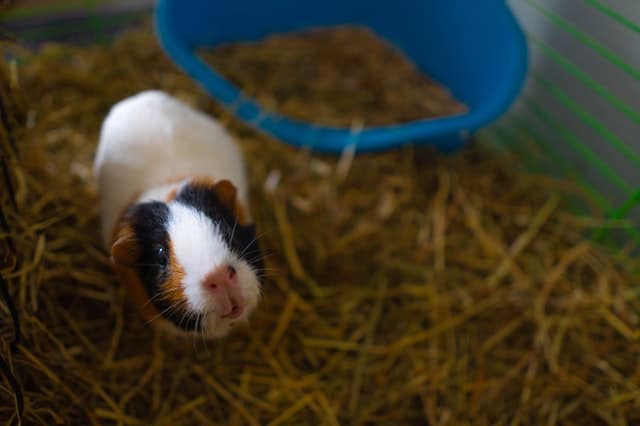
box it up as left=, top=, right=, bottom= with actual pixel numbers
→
left=157, top=292, right=257, bottom=339
left=205, top=297, right=255, bottom=320
left=169, top=258, right=260, bottom=337
left=195, top=295, right=252, bottom=322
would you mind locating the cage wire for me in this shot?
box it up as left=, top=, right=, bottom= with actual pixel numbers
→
left=487, top=0, right=640, bottom=251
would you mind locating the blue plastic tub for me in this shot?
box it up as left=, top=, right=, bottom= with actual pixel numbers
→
left=155, top=0, right=527, bottom=153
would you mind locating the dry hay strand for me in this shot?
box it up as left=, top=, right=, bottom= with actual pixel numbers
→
left=1, top=24, right=639, bottom=425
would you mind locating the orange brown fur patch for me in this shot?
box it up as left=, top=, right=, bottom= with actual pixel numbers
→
left=212, top=179, right=237, bottom=209
left=110, top=221, right=161, bottom=322
left=160, top=240, right=186, bottom=305
left=113, top=262, right=161, bottom=322
left=166, top=187, right=178, bottom=202
left=110, top=223, right=138, bottom=264
left=188, top=176, right=251, bottom=225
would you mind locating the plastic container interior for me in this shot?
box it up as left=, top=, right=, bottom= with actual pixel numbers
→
left=155, top=0, right=528, bottom=153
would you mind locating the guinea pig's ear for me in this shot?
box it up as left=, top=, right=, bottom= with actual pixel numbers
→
left=110, top=225, right=139, bottom=267
left=213, top=179, right=238, bottom=212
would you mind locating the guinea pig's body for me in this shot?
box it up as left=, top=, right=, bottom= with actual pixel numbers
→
left=94, top=90, right=262, bottom=339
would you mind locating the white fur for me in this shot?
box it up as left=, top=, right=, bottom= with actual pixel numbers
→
left=167, top=203, right=227, bottom=312
left=167, top=202, right=260, bottom=337
left=94, top=90, right=249, bottom=247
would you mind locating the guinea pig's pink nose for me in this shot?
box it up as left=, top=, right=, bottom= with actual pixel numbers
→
left=203, top=265, right=243, bottom=319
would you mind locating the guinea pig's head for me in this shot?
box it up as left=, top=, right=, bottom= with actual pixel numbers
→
left=110, top=178, right=263, bottom=339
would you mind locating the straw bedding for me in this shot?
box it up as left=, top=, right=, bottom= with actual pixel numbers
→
left=1, top=24, right=639, bottom=425
left=200, top=26, right=467, bottom=126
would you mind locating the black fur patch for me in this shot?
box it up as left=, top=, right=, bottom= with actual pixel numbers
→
left=175, top=182, right=264, bottom=279
left=125, top=201, right=200, bottom=331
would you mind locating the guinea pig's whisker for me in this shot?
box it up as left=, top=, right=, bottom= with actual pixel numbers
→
left=141, top=294, right=162, bottom=308
left=198, top=312, right=212, bottom=352
left=180, top=309, right=200, bottom=334
left=142, top=291, right=173, bottom=308
left=112, top=260, right=164, bottom=268
left=145, top=299, right=186, bottom=325
left=160, top=286, right=184, bottom=296
left=236, top=232, right=265, bottom=259
left=200, top=312, right=210, bottom=349
left=141, top=285, right=185, bottom=309
left=256, top=248, right=275, bottom=258
left=239, top=231, right=267, bottom=255
left=244, top=252, right=272, bottom=264
left=244, top=256, right=276, bottom=272
left=255, top=270, right=274, bottom=279
left=179, top=308, right=195, bottom=328
left=245, top=246, right=272, bottom=257
left=252, top=266, right=275, bottom=273
left=147, top=305, right=184, bottom=326
left=229, top=217, right=239, bottom=245
left=248, top=265, right=275, bottom=278
left=192, top=314, right=201, bottom=352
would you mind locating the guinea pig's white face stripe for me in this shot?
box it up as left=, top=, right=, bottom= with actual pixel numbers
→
left=167, top=203, right=229, bottom=312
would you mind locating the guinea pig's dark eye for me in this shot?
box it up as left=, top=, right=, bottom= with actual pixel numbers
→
left=154, top=245, right=168, bottom=265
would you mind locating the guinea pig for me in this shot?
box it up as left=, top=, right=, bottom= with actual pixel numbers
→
left=94, top=90, right=263, bottom=339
